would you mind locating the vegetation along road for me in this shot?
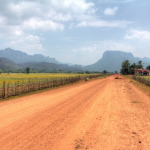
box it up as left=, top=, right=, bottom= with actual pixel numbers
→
left=0, top=75, right=150, bottom=150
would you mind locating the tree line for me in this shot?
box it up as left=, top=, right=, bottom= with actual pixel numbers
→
left=121, top=60, right=150, bottom=75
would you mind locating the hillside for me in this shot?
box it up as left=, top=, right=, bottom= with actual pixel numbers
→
left=84, top=51, right=150, bottom=72
left=20, top=62, right=83, bottom=73
left=0, top=57, right=82, bottom=73
left=0, top=49, right=150, bottom=73
left=0, top=57, right=19, bottom=72
left=0, top=48, right=59, bottom=64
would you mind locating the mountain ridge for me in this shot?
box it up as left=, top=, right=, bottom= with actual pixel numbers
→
left=0, top=57, right=19, bottom=72
left=0, top=48, right=60, bottom=64
left=0, top=48, right=150, bottom=73
left=0, top=57, right=82, bottom=73
left=84, top=50, right=150, bottom=72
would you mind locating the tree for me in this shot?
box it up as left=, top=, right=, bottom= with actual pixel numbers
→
left=120, top=60, right=130, bottom=75
left=146, top=65, right=150, bottom=70
left=26, top=67, right=30, bottom=74
left=103, top=70, right=107, bottom=74
left=129, top=63, right=137, bottom=75
left=136, top=60, right=143, bottom=69
left=115, top=70, right=118, bottom=74
left=85, top=71, right=91, bottom=74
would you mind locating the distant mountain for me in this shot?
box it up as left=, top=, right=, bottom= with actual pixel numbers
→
left=84, top=51, right=150, bottom=72
left=0, top=48, right=59, bottom=64
left=1, top=49, right=149, bottom=73
left=0, top=48, right=83, bottom=73
left=0, top=57, right=19, bottom=72
left=20, top=62, right=83, bottom=73
left=0, top=57, right=82, bottom=73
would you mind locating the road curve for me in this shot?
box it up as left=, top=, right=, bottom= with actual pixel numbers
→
left=0, top=75, right=150, bottom=150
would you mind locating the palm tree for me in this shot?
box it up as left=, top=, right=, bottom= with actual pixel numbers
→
left=136, top=61, right=143, bottom=69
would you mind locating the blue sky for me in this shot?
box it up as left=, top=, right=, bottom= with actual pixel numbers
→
left=0, top=0, right=150, bottom=65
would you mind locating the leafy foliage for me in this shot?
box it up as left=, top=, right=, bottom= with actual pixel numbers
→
left=129, top=63, right=137, bottom=75
left=26, top=67, right=30, bottom=74
left=120, top=60, right=130, bottom=75
left=136, top=61, right=143, bottom=69
left=121, top=60, right=146, bottom=75
left=103, top=70, right=108, bottom=74
left=146, top=65, right=150, bottom=70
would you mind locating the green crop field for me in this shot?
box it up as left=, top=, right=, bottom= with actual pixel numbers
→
left=0, top=73, right=102, bottom=87
left=0, top=73, right=103, bottom=99
left=142, top=76, right=150, bottom=80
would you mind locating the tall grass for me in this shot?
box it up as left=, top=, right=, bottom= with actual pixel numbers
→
left=132, top=76, right=150, bottom=86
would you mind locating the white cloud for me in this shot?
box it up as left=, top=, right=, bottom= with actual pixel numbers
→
left=0, top=0, right=95, bottom=30
left=23, top=18, right=64, bottom=31
left=125, top=29, right=150, bottom=41
left=0, top=0, right=141, bottom=61
left=0, top=0, right=96, bottom=54
left=0, top=0, right=97, bottom=40
left=0, top=0, right=131, bottom=34
left=0, top=25, right=23, bottom=38
left=0, top=16, right=6, bottom=25
left=99, top=0, right=135, bottom=3
left=104, top=7, right=118, bottom=15
left=3, top=0, right=95, bottom=22
left=6, top=34, right=44, bottom=54
left=77, top=20, right=131, bottom=28
left=49, top=0, right=94, bottom=13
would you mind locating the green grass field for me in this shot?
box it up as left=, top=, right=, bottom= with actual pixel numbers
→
left=0, top=73, right=102, bottom=87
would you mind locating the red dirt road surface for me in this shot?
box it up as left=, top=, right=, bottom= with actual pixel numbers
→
left=0, top=75, right=150, bottom=150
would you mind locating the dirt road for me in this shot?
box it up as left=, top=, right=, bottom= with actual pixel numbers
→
left=0, top=75, right=150, bottom=150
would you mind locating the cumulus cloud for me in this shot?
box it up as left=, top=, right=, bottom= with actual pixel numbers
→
left=6, top=34, right=44, bottom=54
left=0, top=0, right=96, bottom=36
left=104, top=7, right=118, bottom=15
left=0, top=0, right=95, bottom=24
left=23, top=18, right=64, bottom=31
left=0, top=0, right=135, bottom=59
left=0, top=0, right=95, bottom=53
left=77, top=20, right=131, bottom=28
left=125, top=29, right=150, bottom=41
left=0, top=0, right=132, bottom=34
left=49, top=0, right=94, bottom=13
